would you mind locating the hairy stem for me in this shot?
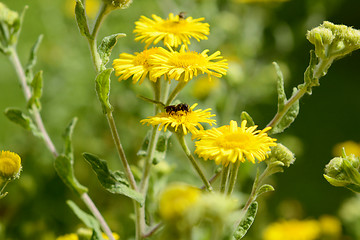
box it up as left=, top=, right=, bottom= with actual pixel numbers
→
left=220, top=164, right=230, bottom=193
left=176, top=134, right=213, bottom=192
left=227, top=160, right=241, bottom=195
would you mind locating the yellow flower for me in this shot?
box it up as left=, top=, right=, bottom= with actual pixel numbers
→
left=159, top=183, right=201, bottom=221
left=193, top=120, right=276, bottom=165
left=262, top=219, right=321, bottom=240
left=140, top=103, right=216, bottom=135
left=318, top=215, right=342, bottom=237
left=56, top=233, right=78, bottom=240
left=150, top=45, right=228, bottom=82
left=102, top=232, right=120, bottom=240
left=112, top=47, right=163, bottom=84
left=0, top=150, right=21, bottom=180
left=134, top=13, right=210, bottom=48
left=332, top=140, right=360, bottom=157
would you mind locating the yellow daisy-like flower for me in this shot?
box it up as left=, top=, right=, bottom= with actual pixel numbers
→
left=150, top=45, right=228, bottom=82
left=112, top=47, right=163, bottom=84
left=56, top=233, right=78, bottom=240
left=0, top=150, right=21, bottom=180
left=134, top=13, right=210, bottom=48
left=140, top=103, right=216, bottom=135
left=193, top=120, right=277, bottom=165
left=262, top=219, right=321, bottom=240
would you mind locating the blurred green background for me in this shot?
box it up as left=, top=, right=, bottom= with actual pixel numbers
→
left=1, top=0, right=360, bottom=239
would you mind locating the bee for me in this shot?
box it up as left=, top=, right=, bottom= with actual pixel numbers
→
left=164, top=103, right=190, bottom=114
left=178, top=12, right=186, bottom=20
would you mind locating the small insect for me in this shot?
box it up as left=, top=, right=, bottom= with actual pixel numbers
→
left=164, top=103, right=190, bottom=114
left=178, top=12, right=186, bottom=20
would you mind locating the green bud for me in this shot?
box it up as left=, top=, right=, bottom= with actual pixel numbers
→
left=307, top=21, right=360, bottom=61
left=0, top=2, right=20, bottom=49
left=102, top=0, right=132, bottom=9
left=324, top=154, right=360, bottom=193
left=269, top=143, right=295, bottom=167
left=0, top=3, right=19, bottom=27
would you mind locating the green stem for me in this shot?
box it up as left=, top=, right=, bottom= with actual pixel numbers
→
left=7, top=47, right=115, bottom=240
left=87, top=3, right=111, bottom=72
left=176, top=134, right=213, bottom=192
left=106, top=112, right=138, bottom=191
left=220, top=164, right=230, bottom=193
left=227, top=160, right=241, bottom=195
left=81, top=193, right=116, bottom=240
left=267, top=57, right=333, bottom=129
left=165, top=80, right=187, bottom=106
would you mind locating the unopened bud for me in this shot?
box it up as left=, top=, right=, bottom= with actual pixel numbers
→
left=102, top=0, right=132, bottom=9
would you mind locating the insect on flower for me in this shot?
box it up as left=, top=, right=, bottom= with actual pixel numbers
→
left=164, top=103, right=190, bottom=114
left=178, top=12, right=186, bottom=20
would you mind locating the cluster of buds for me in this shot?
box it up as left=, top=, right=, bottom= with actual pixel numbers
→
left=307, top=21, right=360, bottom=62
left=324, top=151, right=360, bottom=193
left=0, top=2, right=21, bottom=53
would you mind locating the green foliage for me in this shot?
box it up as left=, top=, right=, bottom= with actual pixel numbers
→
left=54, top=155, right=88, bottom=196
left=63, top=117, right=78, bottom=161
left=67, top=200, right=104, bottom=240
left=4, top=108, right=41, bottom=137
left=255, top=184, right=275, bottom=199
left=75, top=0, right=91, bottom=38
left=25, top=35, right=43, bottom=83
left=240, top=111, right=255, bottom=127
left=95, top=69, right=114, bottom=114
left=82, top=153, right=144, bottom=204
left=233, top=201, right=258, bottom=240
left=137, top=130, right=172, bottom=164
left=27, top=70, right=43, bottom=110
left=98, top=33, right=126, bottom=67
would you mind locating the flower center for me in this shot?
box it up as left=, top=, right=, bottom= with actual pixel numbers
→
left=157, top=20, right=187, bottom=33
left=133, top=48, right=159, bottom=68
left=217, top=132, right=253, bottom=149
left=170, top=52, right=207, bottom=68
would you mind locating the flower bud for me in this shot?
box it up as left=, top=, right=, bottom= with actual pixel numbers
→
left=0, top=3, right=19, bottom=27
left=102, top=0, right=132, bottom=9
left=268, top=143, right=295, bottom=167
left=0, top=150, right=21, bottom=181
left=307, top=21, right=360, bottom=61
left=159, top=183, right=201, bottom=222
left=324, top=153, right=360, bottom=193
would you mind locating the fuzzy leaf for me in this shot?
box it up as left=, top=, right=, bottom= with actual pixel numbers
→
left=137, top=130, right=172, bottom=164
left=67, top=200, right=104, bottom=240
left=4, top=108, right=41, bottom=137
left=25, top=35, right=43, bottom=83
left=27, top=70, right=43, bottom=110
left=302, top=50, right=320, bottom=94
left=273, top=62, right=286, bottom=110
left=83, top=153, right=144, bottom=204
left=98, top=33, right=126, bottom=66
left=62, top=118, right=78, bottom=162
left=269, top=87, right=299, bottom=135
left=240, top=111, right=255, bottom=127
left=233, top=201, right=258, bottom=239
left=75, top=0, right=90, bottom=38
left=54, top=155, right=88, bottom=196
left=255, top=184, right=275, bottom=199
left=95, top=69, right=113, bottom=114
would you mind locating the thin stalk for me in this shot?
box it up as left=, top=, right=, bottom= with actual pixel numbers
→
left=176, top=134, right=213, bottom=192
left=106, top=112, right=138, bottom=191
left=227, top=160, right=241, bottom=195
left=143, top=222, right=164, bottom=239
left=8, top=48, right=57, bottom=157
left=220, top=164, right=230, bottom=193
left=200, top=171, right=221, bottom=190
left=165, top=80, right=187, bottom=106
left=81, top=193, right=116, bottom=240
left=267, top=57, right=333, bottom=129
left=7, top=47, right=115, bottom=240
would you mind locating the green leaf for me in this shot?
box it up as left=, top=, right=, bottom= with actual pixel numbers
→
left=98, top=33, right=126, bottom=66
left=27, top=70, right=43, bottom=110
left=25, top=35, right=43, bottom=83
left=67, top=200, right=104, bottom=240
left=343, top=159, right=360, bottom=187
left=83, top=153, right=144, bottom=204
left=273, top=62, right=286, bottom=110
left=75, top=0, right=90, bottom=38
left=54, top=155, right=88, bottom=196
left=62, top=117, right=78, bottom=162
left=269, top=87, right=299, bottom=135
left=233, top=201, right=258, bottom=239
left=255, top=184, right=275, bottom=199
left=240, top=111, right=255, bottom=127
left=4, top=108, right=41, bottom=137
left=137, top=130, right=172, bottom=164
left=95, top=69, right=113, bottom=114
left=302, top=50, right=320, bottom=94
